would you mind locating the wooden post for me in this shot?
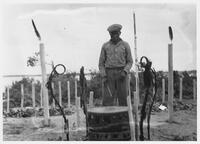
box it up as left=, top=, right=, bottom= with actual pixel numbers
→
left=89, top=91, right=94, bottom=108
left=75, top=79, right=80, bottom=128
left=162, top=78, right=165, bottom=103
left=40, top=42, right=50, bottom=126
left=32, top=82, right=35, bottom=109
left=7, top=87, right=10, bottom=113
left=127, top=74, right=135, bottom=140
left=168, top=44, right=174, bottom=122
left=193, top=79, right=196, bottom=100
left=58, top=81, right=62, bottom=106
left=133, top=12, right=140, bottom=106
left=40, top=84, right=43, bottom=107
left=179, top=78, right=183, bottom=101
left=67, top=81, right=70, bottom=107
left=51, top=82, right=55, bottom=108
left=76, top=97, right=80, bottom=128
left=75, top=79, right=77, bottom=101
left=21, top=84, right=24, bottom=109
left=134, top=91, right=139, bottom=140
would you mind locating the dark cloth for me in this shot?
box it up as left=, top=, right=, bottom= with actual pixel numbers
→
left=102, top=67, right=128, bottom=106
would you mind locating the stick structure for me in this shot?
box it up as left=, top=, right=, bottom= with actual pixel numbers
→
left=7, top=87, right=10, bottom=113
left=75, top=79, right=80, bottom=128
left=134, top=91, right=139, bottom=140
left=40, top=84, right=43, bottom=107
left=67, top=81, right=71, bottom=107
left=168, top=44, right=174, bottom=122
left=162, top=78, right=165, bottom=103
left=76, top=97, right=80, bottom=128
left=133, top=12, right=140, bottom=105
left=193, top=79, right=196, bottom=100
left=32, top=83, right=35, bottom=108
left=179, top=78, right=183, bottom=101
left=58, top=81, right=62, bottom=106
left=51, top=82, right=55, bottom=108
left=127, top=74, right=135, bottom=141
left=40, top=42, right=50, bottom=125
left=89, top=91, right=94, bottom=107
left=21, top=84, right=24, bottom=109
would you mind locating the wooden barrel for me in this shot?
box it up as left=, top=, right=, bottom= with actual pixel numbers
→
left=87, top=106, right=131, bottom=141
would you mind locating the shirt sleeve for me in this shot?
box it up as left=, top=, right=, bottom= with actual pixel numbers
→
left=98, top=44, right=106, bottom=76
left=124, top=42, right=133, bottom=73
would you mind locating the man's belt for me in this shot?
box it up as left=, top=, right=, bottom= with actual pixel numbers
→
left=105, top=67, right=124, bottom=70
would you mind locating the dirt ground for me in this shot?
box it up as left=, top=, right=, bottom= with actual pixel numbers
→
left=3, top=99, right=197, bottom=141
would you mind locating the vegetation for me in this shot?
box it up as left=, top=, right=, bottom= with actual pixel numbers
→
left=3, top=70, right=196, bottom=111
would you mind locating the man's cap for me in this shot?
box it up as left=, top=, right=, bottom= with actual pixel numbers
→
left=107, top=24, right=122, bottom=32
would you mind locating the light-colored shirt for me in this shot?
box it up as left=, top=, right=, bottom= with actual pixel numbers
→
left=99, top=40, right=133, bottom=75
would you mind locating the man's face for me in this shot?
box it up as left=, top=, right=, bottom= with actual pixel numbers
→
left=109, top=31, right=121, bottom=42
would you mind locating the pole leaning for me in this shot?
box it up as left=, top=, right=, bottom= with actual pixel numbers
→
left=133, top=12, right=140, bottom=105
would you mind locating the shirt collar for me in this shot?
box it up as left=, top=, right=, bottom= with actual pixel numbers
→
left=109, top=38, right=122, bottom=45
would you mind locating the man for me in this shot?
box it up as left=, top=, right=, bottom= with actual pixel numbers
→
left=99, top=24, right=133, bottom=106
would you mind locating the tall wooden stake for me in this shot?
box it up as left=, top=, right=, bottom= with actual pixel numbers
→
left=134, top=91, right=139, bottom=140
left=21, top=84, right=24, bottom=109
left=75, top=79, right=77, bottom=101
left=89, top=91, right=94, bottom=108
left=193, top=79, right=196, bottom=100
left=7, top=87, right=10, bottom=113
left=40, top=42, right=50, bottom=126
left=67, top=81, right=71, bottom=107
left=127, top=74, right=135, bottom=140
left=133, top=12, right=140, bottom=105
left=168, top=44, right=174, bottom=122
left=51, top=82, right=55, bottom=108
left=162, top=78, right=165, bottom=103
left=40, top=84, right=43, bottom=107
left=58, top=81, right=62, bottom=106
left=179, top=77, right=183, bottom=101
left=32, top=82, right=35, bottom=109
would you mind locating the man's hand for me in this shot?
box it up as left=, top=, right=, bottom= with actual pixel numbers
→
left=100, top=70, right=106, bottom=78
left=120, top=70, right=127, bottom=80
left=102, top=76, right=107, bottom=83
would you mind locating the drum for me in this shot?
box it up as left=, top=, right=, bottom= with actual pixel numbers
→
left=87, top=106, right=131, bottom=141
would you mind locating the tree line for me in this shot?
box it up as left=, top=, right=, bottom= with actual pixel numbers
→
left=3, top=70, right=196, bottom=110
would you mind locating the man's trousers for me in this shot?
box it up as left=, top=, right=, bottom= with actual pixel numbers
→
left=102, top=67, right=128, bottom=106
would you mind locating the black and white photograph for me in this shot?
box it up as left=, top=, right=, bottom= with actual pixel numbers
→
left=1, top=0, right=198, bottom=142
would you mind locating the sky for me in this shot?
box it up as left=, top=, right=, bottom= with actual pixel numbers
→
left=0, top=2, right=197, bottom=86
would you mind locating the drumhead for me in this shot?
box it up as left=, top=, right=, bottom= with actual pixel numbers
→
left=87, top=106, right=128, bottom=114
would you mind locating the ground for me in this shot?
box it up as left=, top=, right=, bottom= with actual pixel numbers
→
left=3, top=99, right=197, bottom=141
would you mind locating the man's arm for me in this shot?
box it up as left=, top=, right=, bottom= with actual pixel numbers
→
left=98, top=44, right=106, bottom=77
left=124, top=42, right=133, bottom=73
